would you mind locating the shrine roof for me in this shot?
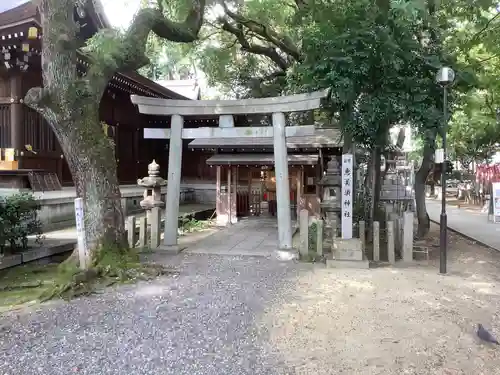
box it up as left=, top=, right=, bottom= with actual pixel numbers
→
left=189, top=128, right=343, bottom=149
left=0, top=0, right=109, bottom=29
left=206, top=153, right=319, bottom=166
left=0, top=1, right=189, bottom=100
left=0, top=1, right=37, bottom=28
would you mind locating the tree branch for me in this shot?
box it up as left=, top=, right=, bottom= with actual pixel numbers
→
left=118, top=0, right=205, bottom=70
left=469, top=12, right=500, bottom=44
left=220, top=20, right=290, bottom=70
left=221, top=3, right=302, bottom=61
left=83, top=0, right=206, bottom=97
left=24, top=87, right=53, bottom=111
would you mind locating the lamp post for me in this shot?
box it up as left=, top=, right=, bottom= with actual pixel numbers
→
left=436, top=66, right=455, bottom=274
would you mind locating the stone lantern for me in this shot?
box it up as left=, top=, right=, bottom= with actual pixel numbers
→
left=318, top=156, right=342, bottom=248
left=137, top=160, right=167, bottom=213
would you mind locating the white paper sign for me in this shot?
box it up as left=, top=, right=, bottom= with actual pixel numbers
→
left=74, top=198, right=89, bottom=269
left=341, top=154, right=353, bottom=239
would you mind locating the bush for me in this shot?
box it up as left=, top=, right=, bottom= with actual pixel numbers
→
left=0, top=192, right=43, bottom=254
left=308, top=221, right=318, bottom=252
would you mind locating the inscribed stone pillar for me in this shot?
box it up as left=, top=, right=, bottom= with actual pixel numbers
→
left=163, top=114, right=183, bottom=249
left=272, top=112, right=292, bottom=249
left=138, top=217, right=147, bottom=248
left=127, top=216, right=136, bottom=248
left=359, top=220, right=366, bottom=250
left=373, top=221, right=380, bottom=261
left=316, top=219, right=324, bottom=256
left=10, top=74, right=23, bottom=168
left=402, top=212, right=413, bottom=262
left=387, top=221, right=395, bottom=264
left=151, top=207, right=161, bottom=248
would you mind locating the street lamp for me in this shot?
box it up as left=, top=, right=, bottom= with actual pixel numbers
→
left=436, top=66, right=455, bottom=274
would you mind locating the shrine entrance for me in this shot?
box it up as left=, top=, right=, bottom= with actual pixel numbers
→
left=204, top=155, right=320, bottom=225
left=131, top=89, right=342, bottom=251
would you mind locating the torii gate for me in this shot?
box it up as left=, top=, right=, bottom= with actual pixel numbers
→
left=130, top=89, right=329, bottom=252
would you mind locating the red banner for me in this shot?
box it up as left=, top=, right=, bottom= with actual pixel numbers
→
left=476, top=164, right=500, bottom=183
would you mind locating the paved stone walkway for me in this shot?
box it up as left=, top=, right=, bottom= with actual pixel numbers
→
left=185, top=218, right=290, bottom=257
left=426, top=199, right=500, bottom=251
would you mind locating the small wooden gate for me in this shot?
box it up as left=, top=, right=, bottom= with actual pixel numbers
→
left=236, top=186, right=262, bottom=216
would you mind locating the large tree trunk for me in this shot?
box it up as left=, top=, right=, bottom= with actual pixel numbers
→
left=24, top=0, right=205, bottom=264
left=415, top=132, right=436, bottom=238
left=373, top=146, right=382, bottom=222
left=363, top=146, right=382, bottom=228
left=22, top=0, right=126, bottom=262
left=64, top=108, right=126, bottom=251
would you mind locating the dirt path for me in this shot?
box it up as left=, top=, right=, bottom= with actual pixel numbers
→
left=261, top=224, right=500, bottom=374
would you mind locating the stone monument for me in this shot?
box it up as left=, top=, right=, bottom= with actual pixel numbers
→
left=319, top=156, right=341, bottom=251
left=322, top=155, right=369, bottom=269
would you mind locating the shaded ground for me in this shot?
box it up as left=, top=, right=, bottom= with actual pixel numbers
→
left=2, top=223, right=500, bottom=374
left=442, top=197, right=484, bottom=212
left=0, top=263, right=60, bottom=311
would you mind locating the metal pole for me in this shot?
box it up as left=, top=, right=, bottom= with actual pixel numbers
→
left=440, top=86, right=448, bottom=274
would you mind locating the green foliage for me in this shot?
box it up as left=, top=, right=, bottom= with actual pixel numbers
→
left=287, top=0, right=452, bottom=148
left=448, top=53, right=500, bottom=166
left=353, top=193, right=367, bottom=223
left=179, top=218, right=212, bottom=234
left=83, top=29, right=124, bottom=76
left=308, top=221, right=317, bottom=252
left=138, top=0, right=201, bottom=82
left=0, top=193, right=43, bottom=254
left=0, top=263, right=60, bottom=311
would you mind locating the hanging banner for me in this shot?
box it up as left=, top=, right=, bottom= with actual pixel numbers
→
left=342, top=154, right=353, bottom=239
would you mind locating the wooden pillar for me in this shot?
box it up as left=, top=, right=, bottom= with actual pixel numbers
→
left=316, top=162, right=321, bottom=196
left=233, top=166, right=238, bottom=222
left=247, top=168, right=252, bottom=216
left=10, top=73, right=23, bottom=168
left=318, top=149, right=324, bottom=199
left=227, top=166, right=232, bottom=225
left=134, top=127, right=140, bottom=182
left=216, top=165, right=225, bottom=225
left=297, top=167, right=303, bottom=220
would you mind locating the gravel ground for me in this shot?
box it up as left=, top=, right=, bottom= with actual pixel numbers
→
left=2, top=225, right=500, bottom=374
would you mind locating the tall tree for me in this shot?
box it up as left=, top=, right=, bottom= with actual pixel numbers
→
left=24, top=0, right=205, bottom=263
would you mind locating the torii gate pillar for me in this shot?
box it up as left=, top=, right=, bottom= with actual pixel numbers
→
left=163, top=114, right=183, bottom=249
left=272, top=112, right=292, bottom=249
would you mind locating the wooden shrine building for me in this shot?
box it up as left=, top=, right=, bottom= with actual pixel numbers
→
left=0, top=0, right=219, bottom=190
